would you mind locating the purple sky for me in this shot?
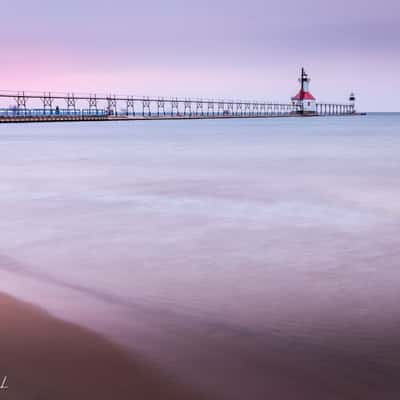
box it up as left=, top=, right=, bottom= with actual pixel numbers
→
left=2, top=0, right=399, bottom=111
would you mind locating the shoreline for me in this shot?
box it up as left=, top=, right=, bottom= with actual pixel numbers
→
left=0, top=292, right=203, bottom=400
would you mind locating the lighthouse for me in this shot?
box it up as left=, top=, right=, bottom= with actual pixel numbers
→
left=349, top=92, right=356, bottom=113
left=291, top=68, right=316, bottom=114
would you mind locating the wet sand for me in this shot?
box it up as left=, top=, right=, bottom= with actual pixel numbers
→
left=0, top=292, right=203, bottom=400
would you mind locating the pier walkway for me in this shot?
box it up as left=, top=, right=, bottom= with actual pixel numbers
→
left=0, top=90, right=358, bottom=124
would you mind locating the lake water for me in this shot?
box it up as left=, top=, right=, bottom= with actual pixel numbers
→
left=1, top=114, right=400, bottom=399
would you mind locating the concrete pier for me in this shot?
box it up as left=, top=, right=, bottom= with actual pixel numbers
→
left=0, top=88, right=362, bottom=124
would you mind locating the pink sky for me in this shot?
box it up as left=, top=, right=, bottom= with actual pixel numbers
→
left=1, top=0, right=399, bottom=111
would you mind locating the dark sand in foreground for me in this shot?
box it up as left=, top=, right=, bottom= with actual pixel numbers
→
left=0, top=293, right=203, bottom=400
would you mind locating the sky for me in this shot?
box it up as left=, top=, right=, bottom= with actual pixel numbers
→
left=1, top=0, right=399, bottom=111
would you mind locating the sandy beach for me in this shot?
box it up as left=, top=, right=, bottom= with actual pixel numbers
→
left=0, top=292, right=204, bottom=400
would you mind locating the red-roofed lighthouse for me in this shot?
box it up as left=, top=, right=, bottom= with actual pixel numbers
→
left=292, top=68, right=316, bottom=114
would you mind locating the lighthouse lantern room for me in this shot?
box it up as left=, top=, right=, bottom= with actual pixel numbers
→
left=292, top=68, right=316, bottom=113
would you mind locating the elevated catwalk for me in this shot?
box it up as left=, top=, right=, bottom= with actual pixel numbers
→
left=0, top=70, right=362, bottom=124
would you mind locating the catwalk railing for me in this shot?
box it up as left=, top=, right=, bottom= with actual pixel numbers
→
left=0, top=91, right=356, bottom=122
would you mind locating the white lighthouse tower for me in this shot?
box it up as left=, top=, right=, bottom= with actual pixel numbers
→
left=349, top=92, right=356, bottom=113
left=291, top=68, right=316, bottom=114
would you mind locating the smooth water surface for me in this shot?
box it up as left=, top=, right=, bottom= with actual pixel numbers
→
left=1, top=114, right=400, bottom=399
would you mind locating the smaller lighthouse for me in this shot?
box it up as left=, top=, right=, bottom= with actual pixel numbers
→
left=291, top=68, right=316, bottom=114
left=349, top=92, right=356, bottom=113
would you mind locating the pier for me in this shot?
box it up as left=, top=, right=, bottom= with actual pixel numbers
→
left=0, top=69, right=361, bottom=124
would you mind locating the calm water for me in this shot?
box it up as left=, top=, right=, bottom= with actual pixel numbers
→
left=1, top=114, right=400, bottom=399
